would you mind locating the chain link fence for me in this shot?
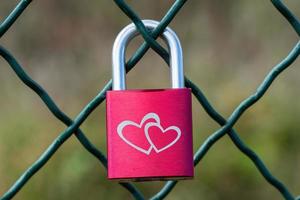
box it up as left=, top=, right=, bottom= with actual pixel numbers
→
left=0, top=0, right=300, bottom=199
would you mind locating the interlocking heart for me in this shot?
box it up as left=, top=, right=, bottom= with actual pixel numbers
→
left=117, top=113, right=181, bottom=155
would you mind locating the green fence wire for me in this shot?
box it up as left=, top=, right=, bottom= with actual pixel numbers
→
left=0, top=0, right=299, bottom=199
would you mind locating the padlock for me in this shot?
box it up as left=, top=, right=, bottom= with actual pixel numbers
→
left=106, top=20, right=193, bottom=181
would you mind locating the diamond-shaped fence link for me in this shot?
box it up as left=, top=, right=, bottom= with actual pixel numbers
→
left=0, top=0, right=299, bottom=200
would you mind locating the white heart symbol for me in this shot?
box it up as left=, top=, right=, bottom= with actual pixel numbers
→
left=144, top=122, right=181, bottom=153
left=117, top=113, right=160, bottom=155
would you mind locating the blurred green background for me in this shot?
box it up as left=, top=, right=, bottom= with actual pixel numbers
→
left=0, top=0, right=300, bottom=199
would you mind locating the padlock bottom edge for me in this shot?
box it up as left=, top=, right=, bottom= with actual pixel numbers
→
left=108, top=176, right=194, bottom=182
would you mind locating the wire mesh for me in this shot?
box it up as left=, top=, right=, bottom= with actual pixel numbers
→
left=0, top=0, right=299, bottom=200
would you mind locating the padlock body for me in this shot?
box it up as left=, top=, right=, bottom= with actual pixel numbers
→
left=106, top=88, right=193, bottom=180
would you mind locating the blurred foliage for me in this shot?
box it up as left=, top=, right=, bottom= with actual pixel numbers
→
left=0, top=0, right=300, bottom=199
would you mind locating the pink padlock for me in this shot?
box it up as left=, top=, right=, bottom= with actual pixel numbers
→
left=106, top=20, right=193, bottom=181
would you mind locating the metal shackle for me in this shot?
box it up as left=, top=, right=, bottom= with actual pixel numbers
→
left=112, top=20, right=184, bottom=90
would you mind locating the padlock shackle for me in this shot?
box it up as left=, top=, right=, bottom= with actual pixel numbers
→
left=112, top=20, right=184, bottom=90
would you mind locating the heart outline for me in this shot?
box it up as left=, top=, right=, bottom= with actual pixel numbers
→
left=144, top=122, right=181, bottom=153
left=117, top=113, right=160, bottom=155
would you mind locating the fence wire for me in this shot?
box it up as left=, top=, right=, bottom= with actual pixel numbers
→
left=0, top=0, right=299, bottom=200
